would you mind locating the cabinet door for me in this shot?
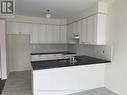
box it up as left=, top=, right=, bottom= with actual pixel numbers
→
left=53, top=25, right=60, bottom=43
left=46, top=25, right=54, bottom=43
left=19, top=23, right=30, bottom=34
left=80, top=19, right=87, bottom=44
left=87, top=15, right=97, bottom=44
left=72, top=22, right=77, bottom=35
left=67, top=24, right=75, bottom=44
left=30, top=24, right=40, bottom=43
left=96, top=14, right=106, bottom=45
left=7, top=22, right=30, bottom=35
left=77, top=20, right=82, bottom=41
left=72, top=21, right=82, bottom=40
left=59, top=25, right=67, bottom=43
left=7, top=22, right=20, bottom=34
left=39, top=24, right=47, bottom=43
left=46, top=25, right=60, bottom=43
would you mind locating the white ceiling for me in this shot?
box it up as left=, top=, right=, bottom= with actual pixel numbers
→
left=15, top=0, right=97, bottom=18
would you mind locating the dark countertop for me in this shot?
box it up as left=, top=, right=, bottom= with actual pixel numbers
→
left=31, top=55, right=111, bottom=70
left=31, top=51, right=76, bottom=55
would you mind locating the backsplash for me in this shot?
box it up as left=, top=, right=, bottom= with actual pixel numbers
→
left=31, top=44, right=112, bottom=61
left=68, top=44, right=112, bottom=61
left=31, top=44, right=68, bottom=53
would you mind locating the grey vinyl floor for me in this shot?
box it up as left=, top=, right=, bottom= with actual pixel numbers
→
left=0, top=79, right=6, bottom=94
left=1, top=71, right=117, bottom=95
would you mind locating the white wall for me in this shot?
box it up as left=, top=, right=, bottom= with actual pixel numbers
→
left=67, top=1, right=108, bottom=24
left=68, top=44, right=112, bottom=61
left=0, top=20, right=7, bottom=79
left=105, top=0, right=127, bottom=95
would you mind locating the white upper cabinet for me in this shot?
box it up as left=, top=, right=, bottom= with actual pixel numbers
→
left=7, top=22, right=67, bottom=44
left=80, top=19, right=87, bottom=44
left=7, top=14, right=106, bottom=45
left=59, top=25, right=67, bottom=43
left=46, top=25, right=60, bottom=43
left=96, top=14, right=106, bottom=45
left=52, top=25, right=60, bottom=43
left=67, top=20, right=82, bottom=44
left=76, top=20, right=82, bottom=39
left=67, top=23, right=76, bottom=44
left=30, top=24, right=67, bottom=44
left=87, top=15, right=97, bottom=44
left=7, top=22, right=19, bottom=34
left=19, top=23, right=30, bottom=34
left=72, top=22, right=77, bottom=36
left=7, top=22, right=30, bottom=35
left=39, top=24, right=46, bottom=43
left=80, top=14, right=106, bottom=45
left=46, top=25, right=53, bottom=43
left=67, top=14, right=106, bottom=45
left=30, top=23, right=40, bottom=43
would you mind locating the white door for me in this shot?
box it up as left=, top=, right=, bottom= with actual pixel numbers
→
left=0, top=20, right=7, bottom=79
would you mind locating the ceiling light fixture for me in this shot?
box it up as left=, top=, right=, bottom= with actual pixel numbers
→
left=45, top=10, right=51, bottom=18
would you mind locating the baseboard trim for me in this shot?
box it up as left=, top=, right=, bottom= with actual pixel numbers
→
left=105, top=86, right=120, bottom=95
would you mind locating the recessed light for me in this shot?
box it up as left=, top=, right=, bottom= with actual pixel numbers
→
left=45, top=10, right=51, bottom=18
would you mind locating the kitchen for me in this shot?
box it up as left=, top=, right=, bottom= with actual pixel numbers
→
left=0, top=0, right=126, bottom=95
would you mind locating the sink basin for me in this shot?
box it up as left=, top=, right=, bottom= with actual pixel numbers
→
left=58, top=60, right=68, bottom=63
left=58, top=59, right=77, bottom=64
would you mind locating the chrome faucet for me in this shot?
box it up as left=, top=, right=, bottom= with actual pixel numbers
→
left=69, top=56, right=77, bottom=64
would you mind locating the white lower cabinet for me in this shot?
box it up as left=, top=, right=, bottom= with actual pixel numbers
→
left=32, top=64, right=105, bottom=95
